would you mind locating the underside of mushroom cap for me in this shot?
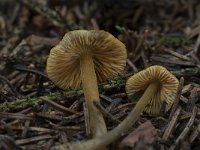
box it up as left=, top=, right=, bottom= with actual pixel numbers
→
left=47, top=30, right=127, bottom=89
left=126, top=65, right=179, bottom=115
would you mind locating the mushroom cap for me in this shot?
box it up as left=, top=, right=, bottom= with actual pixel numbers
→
left=47, top=30, right=127, bottom=89
left=126, top=65, right=179, bottom=115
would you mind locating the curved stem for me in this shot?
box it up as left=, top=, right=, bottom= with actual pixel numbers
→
left=80, top=53, right=107, bottom=138
left=58, top=82, right=158, bottom=150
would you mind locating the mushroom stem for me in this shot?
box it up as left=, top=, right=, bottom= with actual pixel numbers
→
left=58, top=82, right=158, bottom=150
left=80, top=53, right=107, bottom=137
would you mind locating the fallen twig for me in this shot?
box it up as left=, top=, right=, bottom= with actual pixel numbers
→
left=16, top=134, right=56, bottom=145
left=15, top=65, right=48, bottom=79
left=0, top=74, right=20, bottom=97
left=41, top=97, right=78, bottom=114
left=169, top=106, right=197, bottom=150
left=0, top=112, right=34, bottom=120
left=94, top=101, right=121, bottom=124
left=169, top=77, right=184, bottom=120
left=163, top=48, right=191, bottom=61
left=189, top=122, right=200, bottom=143
left=162, top=106, right=181, bottom=141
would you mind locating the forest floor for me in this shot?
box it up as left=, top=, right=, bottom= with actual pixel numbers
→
left=0, top=0, right=200, bottom=150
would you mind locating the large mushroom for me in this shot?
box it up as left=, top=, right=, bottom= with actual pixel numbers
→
left=57, top=65, right=179, bottom=150
left=46, top=30, right=127, bottom=138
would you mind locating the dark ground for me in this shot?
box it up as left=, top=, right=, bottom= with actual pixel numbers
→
left=0, top=0, right=200, bottom=150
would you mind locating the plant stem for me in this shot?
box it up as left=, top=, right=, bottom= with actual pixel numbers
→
left=80, top=53, right=107, bottom=138
left=58, top=82, right=158, bottom=150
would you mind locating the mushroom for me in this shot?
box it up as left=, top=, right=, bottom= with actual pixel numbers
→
left=46, top=30, right=127, bottom=138
left=57, top=65, right=179, bottom=150
left=126, top=65, right=179, bottom=115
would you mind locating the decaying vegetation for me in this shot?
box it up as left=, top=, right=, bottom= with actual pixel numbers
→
left=1, top=0, right=200, bottom=150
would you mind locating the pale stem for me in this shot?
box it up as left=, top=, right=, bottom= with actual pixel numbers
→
left=80, top=53, right=107, bottom=138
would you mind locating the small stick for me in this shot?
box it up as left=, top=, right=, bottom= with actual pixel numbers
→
left=141, top=51, right=148, bottom=67
left=114, top=108, right=130, bottom=120
left=16, top=134, right=55, bottom=145
left=0, top=74, right=20, bottom=97
left=190, top=51, right=200, bottom=64
left=62, top=112, right=83, bottom=123
left=15, top=65, right=48, bottom=79
left=110, top=93, right=126, bottom=99
left=35, top=112, right=62, bottom=122
left=106, top=98, right=122, bottom=112
left=189, top=123, right=200, bottom=143
left=91, top=18, right=100, bottom=30
left=94, top=101, right=121, bottom=124
left=169, top=77, right=184, bottom=120
left=2, top=126, right=52, bottom=132
left=69, top=98, right=83, bottom=110
left=99, top=94, right=113, bottom=103
left=176, top=106, right=197, bottom=142
left=163, top=48, right=191, bottom=61
left=0, top=112, right=34, bottom=120
left=182, top=84, right=192, bottom=94
left=169, top=106, right=197, bottom=150
left=41, top=97, right=78, bottom=114
left=21, top=120, right=30, bottom=138
left=180, top=95, right=188, bottom=103
left=162, top=106, right=181, bottom=141
left=26, top=34, right=59, bottom=46
left=151, top=55, right=194, bottom=66
left=56, top=126, right=82, bottom=131
left=171, top=67, right=200, bottom=77
left=127, top=59, right=138, bottom=72
left=186, top=87, right=198, bottom=112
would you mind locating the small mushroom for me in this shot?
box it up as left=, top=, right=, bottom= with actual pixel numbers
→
left=57, top=65, right=179, bottom=150
left=126, top=65, right=179, bottom=115
left=46, top=30, right=127, bottom=137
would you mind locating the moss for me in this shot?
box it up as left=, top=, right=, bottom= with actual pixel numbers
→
left=0, top=78, right=125, bottom=112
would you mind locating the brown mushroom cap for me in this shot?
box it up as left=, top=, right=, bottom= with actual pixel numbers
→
left=126, top=65, right=179, bottom=115
left=47, top=30, right=127, bottom=89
